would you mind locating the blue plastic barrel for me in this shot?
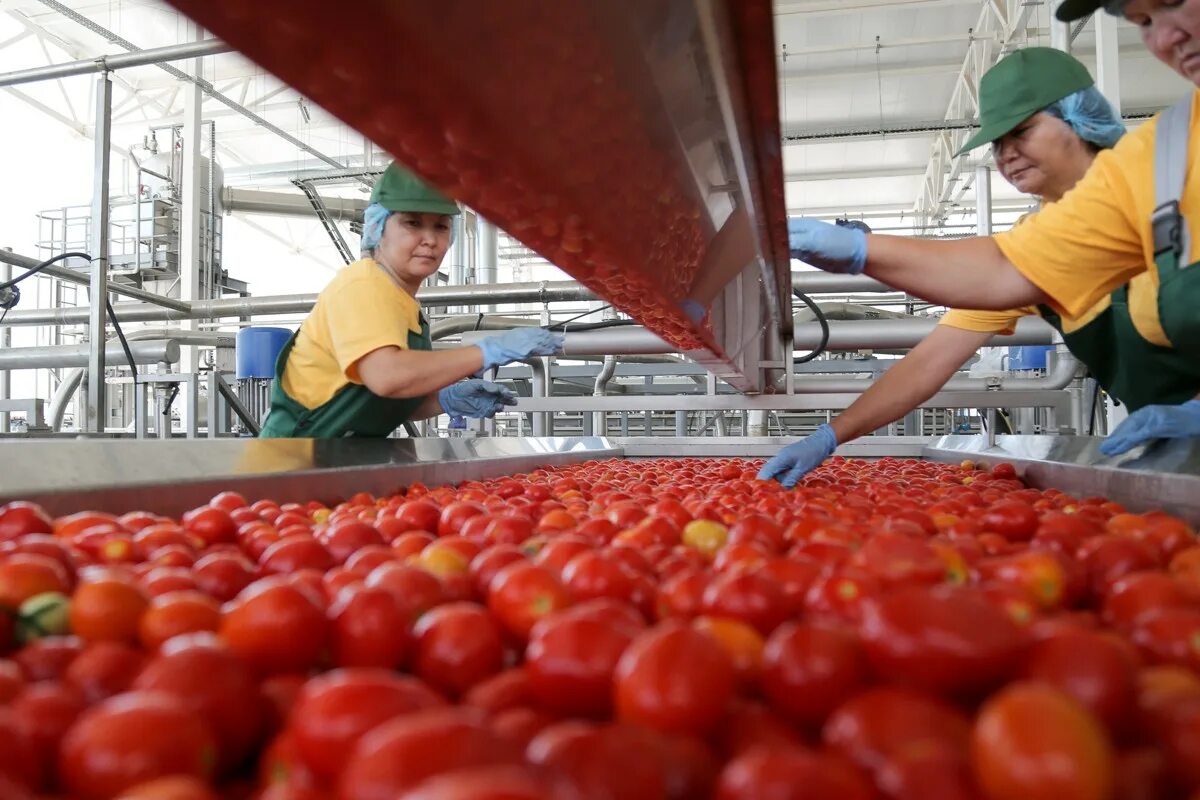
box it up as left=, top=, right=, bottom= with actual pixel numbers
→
left=1007, top=344, right=1055, bottom=371
left=236, top=326, right=293, bottom=380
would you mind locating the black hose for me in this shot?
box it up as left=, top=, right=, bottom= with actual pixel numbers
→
left=792, top=289, right=830, bottom=364
left=0, top=252, right=92, bottom=290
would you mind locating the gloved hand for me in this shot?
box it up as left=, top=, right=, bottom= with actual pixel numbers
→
left=756, top=424, right=838, bottom=488
left=678, top=298, right=708, bottom=325
left=476, top=327, right=564, bottom=371
left=1099, top=399, right=1200, bottom=456
left=437, top=380, right=518, bottom=418
left=788, top=217, right=868, bottom=275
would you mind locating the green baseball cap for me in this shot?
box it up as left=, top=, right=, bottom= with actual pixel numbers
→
left=370, top=162, right=460, bottom=215
left=955, top=47, right=1096, bottom=156
left=1055, top=0, right=1109, bottom=22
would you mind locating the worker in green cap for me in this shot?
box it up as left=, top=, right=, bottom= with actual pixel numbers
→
left=259, top=162, right=563, bottom=438
left=782, top=0, right=1200, bottom=459
left=763, top=48, right=1200, bottom=485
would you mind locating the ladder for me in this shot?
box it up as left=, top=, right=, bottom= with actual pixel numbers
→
left=292, top=179, right=354, bottom=265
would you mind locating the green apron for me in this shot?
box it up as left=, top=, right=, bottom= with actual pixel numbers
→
left=1034, top=93, right=1200, bottom=413
left=258, top=317, right=432, bottom=438
left=1037, top=287, right=1199, bottom=412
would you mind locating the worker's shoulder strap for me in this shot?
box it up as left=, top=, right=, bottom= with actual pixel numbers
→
left=1152, top=94, right=1194, bottom=265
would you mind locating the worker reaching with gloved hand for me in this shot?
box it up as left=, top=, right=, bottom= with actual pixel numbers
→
left=259, top=162, right=563, bottom=438
left=780, top=0, right=1200, bottom=462
left=763, top=46, right=1200, bottom=486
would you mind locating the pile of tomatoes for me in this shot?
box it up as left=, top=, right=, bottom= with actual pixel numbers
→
left=0, top=456, right=1198, bottom=800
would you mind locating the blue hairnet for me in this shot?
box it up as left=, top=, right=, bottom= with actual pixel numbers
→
left=359, top=202, right=457, bottom=256
left=360, top=202, right=390, bottom=255
left=1043, top=86, right=1125, bottom=150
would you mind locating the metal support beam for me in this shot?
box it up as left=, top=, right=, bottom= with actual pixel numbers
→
left=976, top=165, right=992, bottom=236
left=0, top=38, right=230, bottom=87
left=85, top=72, right=112, bottom=433
left=1095, top=11, right=1122, bottom=114
left=0, top=255, right=9, bottom=432
left=0, top=249, right=189, bottom=311
left=179, top=22, right=203, bottom=434
left=1049, top=0, right=1071, bottom=52
left=35, top=0, right=351, bottom=173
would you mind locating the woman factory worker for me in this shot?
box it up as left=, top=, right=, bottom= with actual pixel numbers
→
left=781, top=0, right=1200, bottom=463
left=259, top=163, right=563, bottom=438
left=762, top=47, right=1200, bottom=486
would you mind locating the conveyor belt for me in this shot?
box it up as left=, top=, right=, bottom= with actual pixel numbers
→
left=1, top=435, right=1195, bottom=523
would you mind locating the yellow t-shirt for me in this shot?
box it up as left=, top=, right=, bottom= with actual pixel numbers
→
left=281, top=258, right=423, bottom=410
left=993, top=91, right=1198, bottom=335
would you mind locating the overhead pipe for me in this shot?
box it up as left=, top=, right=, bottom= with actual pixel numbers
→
left=0, top=340, right=179, bottom=371
left=0, top=281, right=598, bottom=327
left=222, top=188, right=368, bottom=222
left=0, top=39, right=230, bottom=88
left=791, top=273, right=895, bottom=294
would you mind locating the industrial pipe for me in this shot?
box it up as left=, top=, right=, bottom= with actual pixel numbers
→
left=430, top=315, right=538, bottom=340
left=0, top=340, right=180, bottom=371
left=0, top=39, right=230, bottom=88
left=792, top=317, right=1055, bottom=351
left=222, top=188, right=368, bottom=222
left=524, top=359, right=551, bottom=436
left=791, top=273, right=895, bottom=294
left=0, top=250, right=190, bottom=312
left=0, top=281, right=599, bottom=327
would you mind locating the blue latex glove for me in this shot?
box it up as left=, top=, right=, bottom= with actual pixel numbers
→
left=437, top=380, right=518, bottom=418
left=678, top=298, right=708, bottom=325
left=757, top=424, right=838, bottom=488
left=476, top=328, right=564, bottom=371
left=1099, top=399, right=1200, bottom=456
left=788, top=218, right=868, bottom=275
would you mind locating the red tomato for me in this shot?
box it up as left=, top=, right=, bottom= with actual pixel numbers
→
left=290, top=668, right=444, bottom=784
left=979, top=501, right=1040, bottom=542
left=138, top=590, right=222, bottom=651
left=134, top=633, right=267, bottom=772
left=971, top=682, right=1115, bottom=800
left=700, top=571, right=789, bottom=636
left=1103, top=571, right=1198, bottom=630
left=874, top=739, right=978, bottom=800
left=463, top=667, right=534, bottom=714
left=561, top=551, right=636, bottom=603
left=526, top=613, right=634, bottom=717
left=64, top=641, right=145, bottom=703
left=328, top=585, right=410, bottom=669
left=0, top=553, right=71, bottom=609
left=0, top=659, right=22, bottom=704
left=760, top=622, right=866, bottom=729
left=0, top=501, right=53, bottom=542
left=12, top=635, right=83, bottom=681
left=1080, top=535, right=1161, bottom=598
left=487, top=562, right=572, bottom=641
left=58, top=691, right=218, bottom=799
left=822, top=687, right=971, bottom=772
left=412, top=602, right=505, bottom=697
left=0, top=706, right=38, bottom=789
left=859, top=585, right=1026, bottom=696
left=438, top=501, right=486, bottom=538
left=1131, top=608, right=1200, bottom=671
left=191, top=552, right=257, bottom=602
left=715, top=746, right=874, bottom=800
left=395, top=764, right=562, bottom=800
left=337, top=707, right=522, bottom=800
left=218, top=578, right=328, bottom=675
left=526, top=721, right=670, bottom=800
left=364, top=562, right=445, bottom=628
left=14, top=685, right=89, bottom=788
left=317, top=521, right=385, bottom=564
left=391, top=500, right=442, bottom=535
left=1023, top=631, right=1137, bottom=734
left=181, top=506, right=237, bottom=546
left=259, top=535, right=334, bottom=575
left=469, top=545, right=527, bottom=597
left=615, top=623, right=735, bottom=735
